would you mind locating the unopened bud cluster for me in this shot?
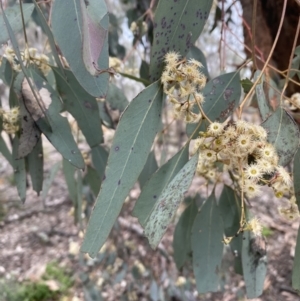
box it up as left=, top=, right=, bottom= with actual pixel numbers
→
left=3, top=47, right=51, bottom=76
left=0, top=107, right=20, bottom=134
left=193, top=120, right=299, bottom=224
left=161, top=52, right=206, bottom=123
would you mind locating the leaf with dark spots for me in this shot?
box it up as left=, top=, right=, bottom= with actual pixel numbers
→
left=149, top=0, right=213, bottom=81
left=262, top=107, right=299, bottom=166
left=187, top=71, right=241, bottom=138
left=144, top=153, right=198, bottom=249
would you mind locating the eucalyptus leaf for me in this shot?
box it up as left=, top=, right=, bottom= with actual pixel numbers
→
left=12, top=136, right=26, bottom=203
left=106, top=83, right=129, bottom=112
left=173, top=198, right=198, bottom=269
left=0, top=135, right=13, bottom=167
left=138, top=150, right=158, bottom=189
left=149, top=0, right=213, bottom=81
left=51, top=0, right=109, bottom=97
left=91, top=145, right=108, bottom=180
left=0, top=57, right=13, bottom=86
left=191, top=192, right=223, bottom=293
left=144, top=153, right=198, bottom=249
left=0, top=4, right=34, bottom=44
left=27, top=138, right=43, bottom=195
left=84, top=165, right=101, bottom=196
left=242, top=231, right=267, bottom=299
left=294, top=148, right=300, bottom=211
left=262, top=107, right=299, bottom=166
left=133, top=145, right=189, bottom=227
left=187, top=45, right=209, bottom=79
left=81, top=81, right=163, bottom=257
left=41, top=161, right=61, bottom=200
left=63, top=158, right=77, bottom=207
left=187, top=71, right=241, bottom=138
left=53, top=67, right=103, bottom=147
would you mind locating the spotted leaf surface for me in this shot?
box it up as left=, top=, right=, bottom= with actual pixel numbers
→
left=191, top=192, right=223, bottom=293
left=187, top=71, right=241, bottom=138
left=133, top=145, right=189, bottom=227
left=149, top=0, right=213, bottom=81
left=81, top=81, right=163, bottom=257
left=262, top=107, right=299, bottom=166
left=144, top=153, right=198, bottom=249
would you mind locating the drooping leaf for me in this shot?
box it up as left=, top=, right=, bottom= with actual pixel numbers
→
left=32, top=0, right=65, bottom=77
left=262, top=107, right=299, bottom=166
left=81, top=0, right=107, bottom=76
left=22, top=68, right=85, bottom=169
left=63, top=158, right=77, bottom=207
left=12, top=136, right=26, bottom=203
left=294, top=148, right=300, bottom=211
left=91, top=145, right=108, bottom=180
left=173, top=198, right=198, bottom=269
left=288, top=46, right=300, bottom=80
left=149, top=0, right=213, bottom=81
left=0, top=57, right=13, bottom=86
left=81, top=81, right=163, bottom=257
left=187, top=45, right=209, bottom=79
left=98, top=100, right=114, bottom=129
left=51, top=0, right=109, bottom=97
left=138, top=150, right=158, bottom=189
left=242, top=231, right=267, bottom=298
left=0, top=4, right=34, bottom=44
left=254, top=70, right=272, bottom=121
left=13, top=72, right=41, bottom=158
left=191, top=192, right=223, bottom=293
left=27, top=138, right=43, bottom=195
left=218, top=185, right=243, bottom=274
left=105, top=83, right=129, bottom=112
left=187, top=71, right=241, bottom=138
left=84, top=165, right=101, bottom=196
left=140, top=60, right=149, bottom=81
left=41, top=161, right=61, bottom=200
left=241, top=78, right=253, bottom=94
left=0, top=135, right=13, bottom=167
left=144, top=153, right=198, bottom=249
left=133, top=145, right=189, bottom=227
left=53, top=67, right=103, bottom=147
left=292, top=225, right=300, bottom=292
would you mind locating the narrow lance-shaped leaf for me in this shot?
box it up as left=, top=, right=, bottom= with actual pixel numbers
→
left=105, top=83, right=129, bottom=112
left=0, top=57, right=13, bottom=86
left=294, top=148, right=300, bottom=211
left=254, top=70, right=272, bottom=121
left=262, top=107, right=299, bottom=166
left=144, top=153, right=198, bottom=249
left=138, top=150, right=158, bottom=189
left=12, top=136, right=26, bottom=203
left=51, top=0, right=109, bottom=97
left=191, top=192, right=224, bottom=293
left=187, top=71, right=241, bottom=138
left=41, top=161, right=61, bottom=200
left=242, top=231, right=267, bottom=299
left=0, top=135, right=13, bottom=167
left=292, top=225, right=300, bottom=292
left=149, top=0, right=213, bottom=81
left=27, top=138, right=43, bottom=195
left=91, top=145, right=108, bottom=180
left=173, top=198, right=198, bottom=269
left=0, top=4, right=34, bottom=44
left=53, top=67, right=103, bottom=148
left=81, top=81, right=163, bottom=257
left=133, top=145, right=189, bottom=227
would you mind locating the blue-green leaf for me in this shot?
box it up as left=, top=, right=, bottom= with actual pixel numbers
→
left=63, top=158, right=77, bottom=206
left=187, top=71, right=241, bottom=138
left=187, top=45, right=209, bottom=79
left=84, top=165, right=101, bottom=196
left=81, top=81, right=163, bottom=257
left=51, top=0, right=109, bottom=97
left=292, top=225, right=300, bottom=292
left=254, top=70, right=272, bottom=121
left=173, top=198, right=198, bottom=269
left=53, top=67, right=103, bottom=147
left=91, top=145, right=108, bottom=180
left=0, top=4, right=34, bottom=44
left=0, top=135, right=13, bottom=167
left=41, top=161, right=61, bottom=200
left=133, top=145, right=189, bottom=227
left=23, top=69, right=85, bottom=169
left=262, top=107, right=299, bottom=166
left=242, top=231, right=267, bottom=298
left=138, top=150, right=158, bottom=189
left=191, top=192, right=223, bottom=293
left=144, top=153, right=198, bottom=249
left=149, top=0, right=213, bottom=81
left=12, top=136, right=26, bottom=203
left=27, top=138, right=43, bottom=195
left=0, top=57, right=13, bottom=86
left=294, top=148, right=300, bottom=211
left=106, top=83, right=129, bottom=112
